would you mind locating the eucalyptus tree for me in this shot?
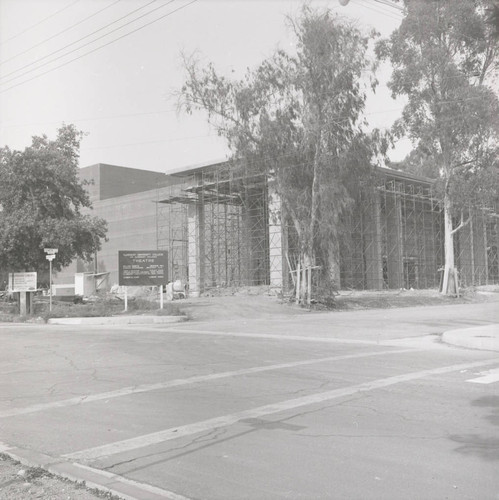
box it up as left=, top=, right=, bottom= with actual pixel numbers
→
left=179, top=6, right=384, bottom=300
left=377, top=0, right=499, bottom=295
left=0, top=124, right=107, bottom=273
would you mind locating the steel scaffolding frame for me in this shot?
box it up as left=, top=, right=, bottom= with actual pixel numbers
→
left=156, top=164, right=274, bottom=292
left=156, top=163, right=499, bottom=292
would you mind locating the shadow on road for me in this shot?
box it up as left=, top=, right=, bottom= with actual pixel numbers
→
left=449, top=395, right=499, bottom=461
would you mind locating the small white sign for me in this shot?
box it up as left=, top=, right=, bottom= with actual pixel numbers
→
left=44, top=248, right=58, bottom=254
left=10, top=272, right=37, bottom=292
left=46, top=254, right=56, bottom=261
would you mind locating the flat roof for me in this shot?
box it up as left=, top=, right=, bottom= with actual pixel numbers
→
left=165, top=159, right=435, bottom=186
left=167, top=158, right=229, bottom=178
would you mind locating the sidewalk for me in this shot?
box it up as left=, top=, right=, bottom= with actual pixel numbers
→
left=47, top=315, right=187, bottom=325
left=442, top=324, right=499, bottom=352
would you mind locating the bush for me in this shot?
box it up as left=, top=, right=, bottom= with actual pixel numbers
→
left=38, top=297, right=184, bottom=322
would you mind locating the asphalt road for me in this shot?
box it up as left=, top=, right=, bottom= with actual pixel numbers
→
left=1, top=301, right=499, bottom=499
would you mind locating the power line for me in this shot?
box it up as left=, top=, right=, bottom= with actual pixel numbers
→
left=0, top=0, right=198, bottom=94
left=0, top=0, right=122, bottom=68
left=0, top=109, right=178, bottom=130
left=0, top=0, right=165, bottom=83
left=374, top=0, right=403, bottom=12
left=354, top=0, right=402, bottom=22
left=0, top=0, right=81, bottom=46
left=84, top=133, right=219, bottom=150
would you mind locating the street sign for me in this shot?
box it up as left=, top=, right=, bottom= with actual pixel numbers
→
left=9, top=272, right=37, bottom=292
left=46, top=254, right=56, bottom=261
left=44, top=248, right=58, bottom=254
left=118, top=251, right=168, bottom=286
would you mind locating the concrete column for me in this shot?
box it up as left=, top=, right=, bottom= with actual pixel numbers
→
left=241, top=187, right=266, bottom=286
left=363, top=193, right=384, bottom=289
left=457, top=216, right=473, bottom=286
left=385, top=193, right=404, bottom=288
left=472, top=213, right=487, bottom=285
left=187, top=187, right=205, bottom=297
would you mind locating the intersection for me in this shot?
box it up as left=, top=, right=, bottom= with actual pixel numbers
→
left=1, top=301, right=498, bottom=499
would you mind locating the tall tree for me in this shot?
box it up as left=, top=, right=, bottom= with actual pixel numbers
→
left=0, top=124, right=107, bottom=273
left=179, top=6, right=384, bottom=300
left=377, top=0, right=499, bottom=295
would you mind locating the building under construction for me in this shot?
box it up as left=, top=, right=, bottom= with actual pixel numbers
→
left=155, top=161, right=498, bottom=295
left=61, top=161, right=498, bottom=295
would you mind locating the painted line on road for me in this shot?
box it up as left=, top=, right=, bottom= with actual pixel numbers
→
left=0, top=348, right=416, bottom=419
left=71, top=463, right=191, bottom=499
left=64, top=357, right=499, bottom=461
left=136, top=327, right=384, bottom=345
left=467, top=367, right=499, bottom=384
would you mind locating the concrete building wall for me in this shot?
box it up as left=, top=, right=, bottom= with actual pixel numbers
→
left=79, top=163, right=166, bottom=202
left=54, top=188, right=159, bottom=285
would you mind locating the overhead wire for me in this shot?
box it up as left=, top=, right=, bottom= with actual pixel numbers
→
left=0, top=0, right=81, bottom=46
left=0, top=0, right=122, bottom=68
left=1, top=0, right=402, bottom=86
left=373, top=0, right=403, bottom=13
left=0, top=0, right=198, bottom=94
left=354, top=0, right=402, bottom=22
left=84, top=133, right=219, bottom=150
left=0, top=109, right=178, bottom=130
left=0, top=0, right=166, bottom=83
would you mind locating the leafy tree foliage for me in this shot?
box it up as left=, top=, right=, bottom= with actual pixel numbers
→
left=377, top=0, right=499, bottom=295
left=0, top=125, right=107, bottom=273
left=179, top=6, right=385, bottom=297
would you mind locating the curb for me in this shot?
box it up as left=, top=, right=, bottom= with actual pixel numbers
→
left=0, top=442, right=188, bottom=500
left=442, top=324, right=499, bottom=352
left=47, top=315, right=187, bottom=325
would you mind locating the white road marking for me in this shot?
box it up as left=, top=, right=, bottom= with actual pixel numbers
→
left=467, top=367, right=499, bottom=384
left=0, top=348, right=415, bottom=419
left=64, top=357, right=499, bottom=461
left=127, top=327, right=384, bottom=345
left=71, top=463, right=191, bottom=499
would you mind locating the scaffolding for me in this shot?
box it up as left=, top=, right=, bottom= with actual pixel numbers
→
left=156, top=163, right=275, bottom=293
left=156, top=162, right=499, bottom=293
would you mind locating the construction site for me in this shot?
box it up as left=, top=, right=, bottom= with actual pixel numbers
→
left=154, top=161, right=499, bottom=296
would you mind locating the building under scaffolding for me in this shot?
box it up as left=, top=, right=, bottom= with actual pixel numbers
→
left=54, top=162, right=498, bottom=293
left=156, top=161, right=499, bottom=295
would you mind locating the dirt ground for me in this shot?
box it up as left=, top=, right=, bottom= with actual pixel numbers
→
left=0, top=454, right=118, bottom=500
left=180, top=284, right=499, bottom=322
left=1, top=285, right=498, bottom=499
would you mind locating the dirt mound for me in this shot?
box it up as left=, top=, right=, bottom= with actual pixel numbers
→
left=178, top=285, right=499, bottom=321
left=179, top=293, right=304, bottom=322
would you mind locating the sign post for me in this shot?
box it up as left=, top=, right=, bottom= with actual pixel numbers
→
left=118, top=251, right=168, bottom=311
left=10, top=272, right=37, bottom=315
left=44, top=248, right=58, bottom=312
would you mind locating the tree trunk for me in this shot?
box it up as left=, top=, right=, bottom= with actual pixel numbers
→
left=441, top=195, right=458, bottom=296
left=326, top=210, right=341, bottom=290
left=327, top=238, right=341, bottom=291
left=302, top=251, right=313, bottom=305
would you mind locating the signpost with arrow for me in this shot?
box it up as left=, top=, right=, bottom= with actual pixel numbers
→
left=44, top=248, right=58, bottom=312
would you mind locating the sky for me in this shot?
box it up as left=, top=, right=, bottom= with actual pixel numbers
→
left=0, top=0, right=410, bottom=174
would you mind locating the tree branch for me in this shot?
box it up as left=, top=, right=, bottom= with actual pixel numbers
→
left=450, top=211, right=472, bottom=235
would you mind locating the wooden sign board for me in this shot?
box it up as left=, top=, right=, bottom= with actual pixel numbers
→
left=118, top=251, right=168, bottom=287
left=9, top=272, right=37, bottom=292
